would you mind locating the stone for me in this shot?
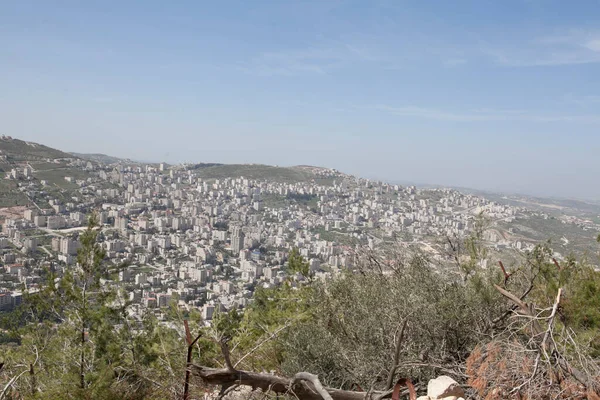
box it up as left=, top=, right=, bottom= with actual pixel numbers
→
left=426, top=376, right=465, bottom=399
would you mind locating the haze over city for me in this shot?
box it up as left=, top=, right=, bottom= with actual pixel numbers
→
left=1, top=0, right=599, bottom=199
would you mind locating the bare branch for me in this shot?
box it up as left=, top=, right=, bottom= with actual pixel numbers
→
left=184, top=320, right=204, bottom=400
left=217, top=383, right=240, bottom=400
left=184, top=319, right=192, bottom=346
left=493, top=284, right=543, bottom=335
left=385, top=318, right=409, bottom=390
left=0, top=369, right=29, bottom=400
left=492, top=285, right=594, bottom=392
left=552, top=258, right=562, bottom=272
left=220, top=340, right=235, bottom=372
left=493, top=284, right=528, bottom=314
left=541, top=288, right=562, bottom=361
left=498, top=261, right=512, bottom=285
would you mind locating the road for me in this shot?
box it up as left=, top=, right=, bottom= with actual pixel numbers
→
left=40, top=245, right=54, bottom=258
left=42, top=226, right=89, bottom=234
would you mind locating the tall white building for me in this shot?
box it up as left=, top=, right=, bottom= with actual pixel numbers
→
left=231, top=229, right=245, bottom=254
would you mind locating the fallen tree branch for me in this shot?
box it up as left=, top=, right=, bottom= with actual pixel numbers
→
left=192, top=366, right=413, bottom=400
left=291, top=372, right=334, bottom=400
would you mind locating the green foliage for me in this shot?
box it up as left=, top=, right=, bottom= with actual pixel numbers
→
left=247, top=284, right=313, bottom=329
left=213, top=308, right=242, bottom=341
left=460, top=213, right=490, bottom=278
left=287, top=248, right=310, bottom=278
left=211, top=282, right=317, bottom=372
left=0, top=213, right=193, bottom=399
left=520, top=243, right=600, bottom=333
left=565, top=270, right=600, bottom=330
left=279, top=252, right=504, bottom=389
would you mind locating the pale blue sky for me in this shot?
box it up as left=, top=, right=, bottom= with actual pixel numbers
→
left=1, top=1, right=599, bottom=199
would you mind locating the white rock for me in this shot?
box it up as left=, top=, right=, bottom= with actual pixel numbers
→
left=427, top=376, right=465, bottom=399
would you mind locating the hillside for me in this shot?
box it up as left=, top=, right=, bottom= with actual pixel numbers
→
left=69, top=152, right=130, bottom=164
left=0, top=137, right=101, bottom=207
left=0, top=136, right=73, bottom=162
left=189, top=163, right=319, bottom=183
left=0, top=136, right=71, bottom=206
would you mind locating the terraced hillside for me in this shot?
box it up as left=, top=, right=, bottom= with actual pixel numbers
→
left=0, top=136, right=72, bottom=161
left=0, top=176, right=27, bottom=207
left=0, top=137, right=101, bottom=207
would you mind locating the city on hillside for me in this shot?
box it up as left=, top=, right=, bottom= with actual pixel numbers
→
left=1, top=136, right=599, bottom=325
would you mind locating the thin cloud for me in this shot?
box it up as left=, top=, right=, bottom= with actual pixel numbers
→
left=485, top=30, right=600, bottom=67
left=563, top=93, right=600, bottom=107
left=490, top=51, right=600, bottom=67
left=237, top=36, right=466, bottom=76
left=369, top=105, right=600, bottom=123
left=238, top=43, right=367, bottom=76
left=583, top=39, right=600, bottom=52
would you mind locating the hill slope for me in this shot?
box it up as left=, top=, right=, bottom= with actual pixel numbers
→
left=0, top=137, right=100, bottom=207
left=0, top=136, right=73, bottom=162
left=190, top=164, right=318, bottom=183
left=69, top=152, right=130, bottom=164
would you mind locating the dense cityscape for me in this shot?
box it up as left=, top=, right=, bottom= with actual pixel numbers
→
left=2, top=136, right=598, bottom=327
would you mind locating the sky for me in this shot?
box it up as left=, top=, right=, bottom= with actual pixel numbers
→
left=1, top=1, right=599, bottom=200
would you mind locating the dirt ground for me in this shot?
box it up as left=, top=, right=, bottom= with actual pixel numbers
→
left=0, top=205, right=27, bottom=222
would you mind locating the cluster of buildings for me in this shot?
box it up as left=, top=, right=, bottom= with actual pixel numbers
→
left=0, top=160, right=555, bottom=323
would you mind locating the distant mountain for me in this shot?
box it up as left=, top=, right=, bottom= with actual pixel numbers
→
left=454, top=187, right=600, bottom=217
left=390, top=175, right=600, bottom=217
left=69, top=152, right=133, bottom=164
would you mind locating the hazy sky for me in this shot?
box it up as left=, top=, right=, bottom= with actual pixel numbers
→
left=1, top=1, right=599, bottom=199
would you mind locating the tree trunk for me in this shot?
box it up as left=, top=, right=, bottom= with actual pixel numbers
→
left=192, top=366, right=405, bottom=400
left=80, top=283, right=87, bottom=390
